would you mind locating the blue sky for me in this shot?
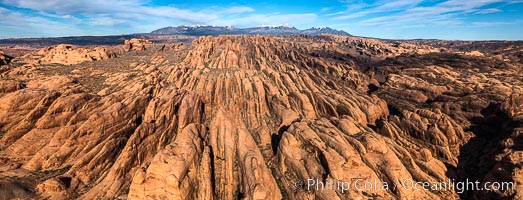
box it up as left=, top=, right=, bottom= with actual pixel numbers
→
left=1, top=0, right=522, bottom=40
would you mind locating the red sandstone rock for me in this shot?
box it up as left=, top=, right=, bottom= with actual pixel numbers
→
left=0, top=35, right=521, bottom=200
left=124, top=38, right=153, bottom=51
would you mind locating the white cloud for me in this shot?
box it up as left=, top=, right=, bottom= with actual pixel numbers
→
left=475, top=8, right=502, bottom=14
left=89, top=17, right=128, bottom=26
left=332, top=0, right=424, bottom=20
left=2, top=0, right=520, bottom=39
left=1, top=0, right=142, bottom=14
left=0, top=8, right=88, bottom=38
left=0, top=1, right=240, bottom=37
left=330, top=0, right=517, bottom=27
left=0, top=0, right=257, bottom=25
left=210, top=13, right=318, bottom=27
left=320, top=7, right=332, bottom=12
left=221, top=6, right=255, bottom=14
left=0, top=0, right=317, bottom=38
left=471, top=21, right=516, bottom=26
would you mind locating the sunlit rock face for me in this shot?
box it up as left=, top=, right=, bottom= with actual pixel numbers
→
left=0, top=35, right=522, bottom=200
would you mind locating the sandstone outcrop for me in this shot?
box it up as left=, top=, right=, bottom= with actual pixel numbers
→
left=0, top=50, right=11, bottom=65
left=0, top=35, right=521, bottom=199
left=11, top=44, right=114, bottom=65
left=320, top=34, right=442, bottom=59
left=124, top=38, right=153, bottom=51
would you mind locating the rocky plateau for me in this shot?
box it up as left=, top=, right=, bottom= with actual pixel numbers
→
left=0, top=34, right=522, bottom=200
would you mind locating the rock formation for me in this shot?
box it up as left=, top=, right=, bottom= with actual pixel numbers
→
left=0, top=50, right=11, bottom=65
left=11, top=44, right=113, bottom=65
left=0, top=35, right=521, bottom=200
left=124, top=38, right=153, bottom=51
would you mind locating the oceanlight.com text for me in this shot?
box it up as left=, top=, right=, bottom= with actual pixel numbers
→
left=304, top=178, right=514, bottom=194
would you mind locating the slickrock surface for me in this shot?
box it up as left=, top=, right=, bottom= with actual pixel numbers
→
left=0, top=35, right=522, bottom=200
left=0, top=50, right=10, bottom=65
left=124, top=38, right=153, bottom=51
left=320, top=34, right=443, bottom=59
left=11, top=44, right=114, bottom=65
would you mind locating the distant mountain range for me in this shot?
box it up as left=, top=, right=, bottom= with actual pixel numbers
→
left=0, top=25, right=351, bottom=47
left=150, top=25, right=351, bottom=36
